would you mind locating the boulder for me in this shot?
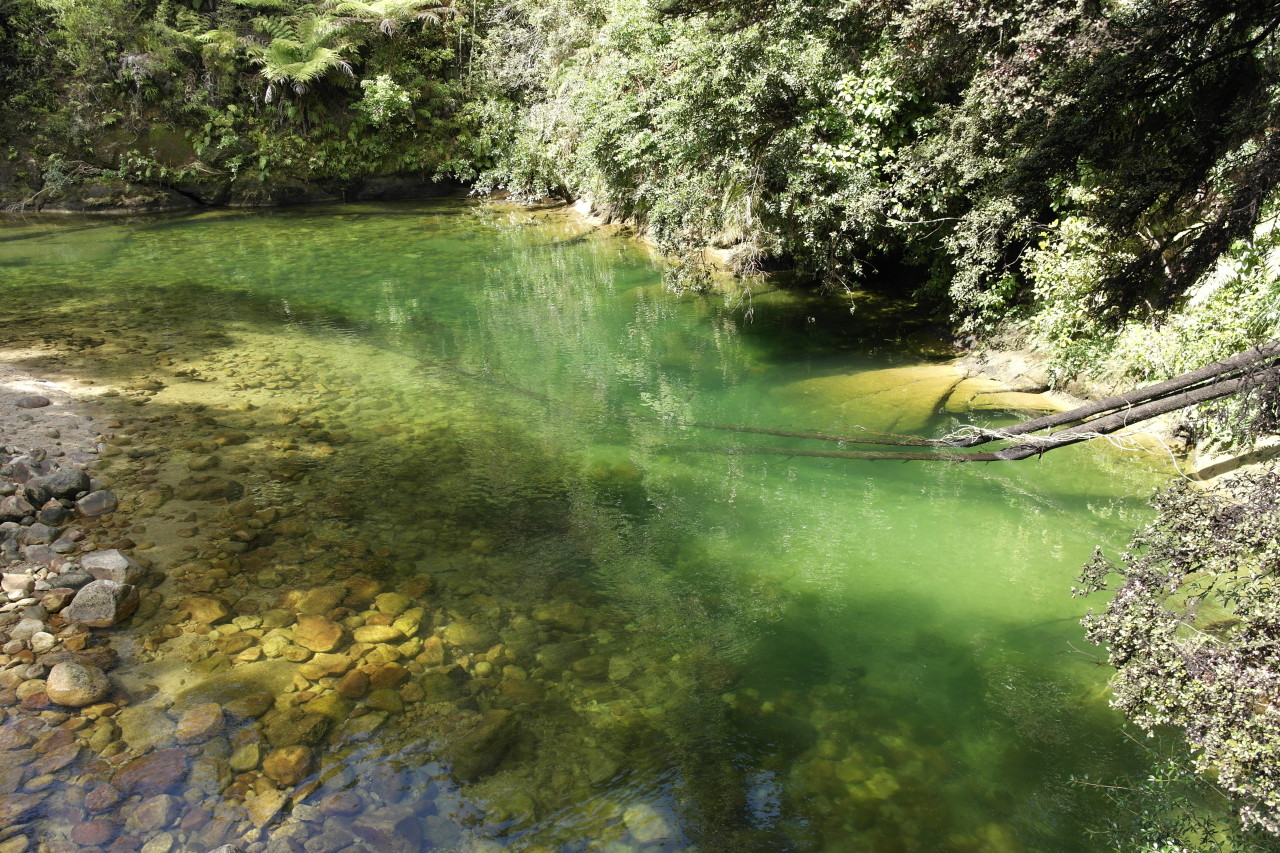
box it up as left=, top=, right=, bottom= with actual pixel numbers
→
left=75, top=490, right=118, bottom=518
left=0, top=495, right=35, bottom=522
left=29, top=469, right=90, bottom=500
left=20, top=523, right=57, bottom=545
left=14, top=395, right=50, bottom=409
left=80, top=549, right=145, bottom=584
left=62, top=580, right=139, bottom=627
left=45, top=662, right=111, bottom=707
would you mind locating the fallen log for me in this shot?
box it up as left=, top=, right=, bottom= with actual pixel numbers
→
left=682, top=341, right=1280, bottom=462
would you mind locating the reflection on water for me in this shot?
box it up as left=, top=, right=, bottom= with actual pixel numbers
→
left=0, top=201, right=1174, bottom=851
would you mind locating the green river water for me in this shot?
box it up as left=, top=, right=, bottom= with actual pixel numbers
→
left=1, top=200, right=1177, bottom=851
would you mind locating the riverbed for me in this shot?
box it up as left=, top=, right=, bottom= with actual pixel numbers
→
left=0, top=200, right=1175, bottom=852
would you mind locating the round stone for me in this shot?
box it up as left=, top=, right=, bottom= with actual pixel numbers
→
left=45, top=662, right=111, bottom=707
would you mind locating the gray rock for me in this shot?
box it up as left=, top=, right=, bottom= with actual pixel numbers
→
left=63, top=579, right=139, bottom=627
left=45, top=661, right=112, bottom=707
left=0, top=496, right=34, bottom=523
left=14, top=395, right=50, bottom=409
left=29, top=632, right=56, bottom=654
left=9, top=618, right=44, bottom=642
left=55, top=570, right=93, bottom=589
left=80, top=549, right=145, bottom=584
left=21, top=524, right=57, bottom=546
left=75, top=490, right=118, bottom=518
left=20, top=545, right=60, bottom=568
left=37, top=505, right=72, bottom=525
left=31, top=469, right=90, bottom=500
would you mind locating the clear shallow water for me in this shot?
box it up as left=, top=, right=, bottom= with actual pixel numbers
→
left=1, top=201, right=1174, bottom=851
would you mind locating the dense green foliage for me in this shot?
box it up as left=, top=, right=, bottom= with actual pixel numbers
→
left=0, top=0, right=476, bottom=196
left=469, top=0, right=1280, bottom=339
left=1077, top=471, right=1280, bottom=837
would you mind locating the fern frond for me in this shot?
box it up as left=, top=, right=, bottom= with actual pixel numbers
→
left=228, top=0, right=293, bottom=10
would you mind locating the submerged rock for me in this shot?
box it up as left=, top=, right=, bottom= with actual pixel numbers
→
left=293, top=615, right=345, bottom=652
left=965, top=390, right=1065, bottom=415
left=263, top=708, right=331, bottom=748
left=773, top=364, right=964, bottom=434
left=441, top=710, right=519, bottom=782
left=262, top=745, right=311, bottom=786
left=175, top=477, right=244, bottom=502
left=112, top=748, right=188, bottom=796
left=181, top=596, right=230, bottom=624
left=174, top=703, right=224, bottom=744
left=245, top=789, right=288, bottom=828
left=623, top=802, right=675, bottom=845
left=352, top=805, right=421, bottom=853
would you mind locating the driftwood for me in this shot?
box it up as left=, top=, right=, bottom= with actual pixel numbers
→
left=687, top=340, right=1280, bottom=462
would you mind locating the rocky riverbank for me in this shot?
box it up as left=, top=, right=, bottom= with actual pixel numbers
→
left=0, top=332, right=706, bottom=853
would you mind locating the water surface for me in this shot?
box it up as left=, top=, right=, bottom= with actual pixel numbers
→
left=0, top=201, right=1175, bottom=851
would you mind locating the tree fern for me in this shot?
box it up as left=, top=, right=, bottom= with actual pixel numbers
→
left=328, top=0, right=459, bottom=36
left=244, top=13, right=355, bottom=100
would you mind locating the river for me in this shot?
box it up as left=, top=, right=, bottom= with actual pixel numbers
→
left=0, top=200, right=1175, bottom=851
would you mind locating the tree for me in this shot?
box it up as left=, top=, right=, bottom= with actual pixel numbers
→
left=241, top=9, right=356, bottom=103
